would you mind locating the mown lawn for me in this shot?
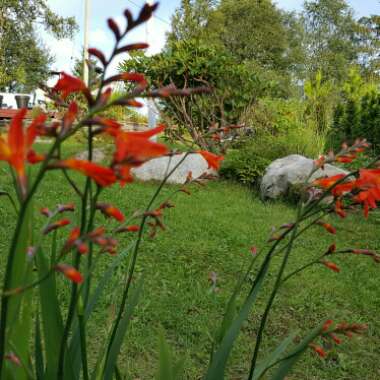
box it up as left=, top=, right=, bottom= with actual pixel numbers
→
left=0, top=142, right=379, bottom=379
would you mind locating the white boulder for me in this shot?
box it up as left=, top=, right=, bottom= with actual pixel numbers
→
left=132, top=153, right=215, bottom=184
left=260, top=154, right=349, bottom=199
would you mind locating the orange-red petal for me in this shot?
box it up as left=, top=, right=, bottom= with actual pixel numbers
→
left=313, top=174, right=346, bottom=189
left=96, top=203, right=125, bottom=222
left=198, top=150, right=224, bottom=170
left=55, top=264, right=83, bottom=283
left=58, top=159, right=117, bottom=187
left=321, top=260, right=340, bottom=273
left=53, top=72, right=87, bottom=99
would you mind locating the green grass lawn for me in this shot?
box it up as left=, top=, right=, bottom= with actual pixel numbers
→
left=0, top=146, right=379, bottom=379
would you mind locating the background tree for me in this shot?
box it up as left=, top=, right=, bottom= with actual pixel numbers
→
left=356, top=15, right=380, bottom=80
left=0, top=0, right=77, bottom=92
left=303, top=0, right=361, bottom=83
left=208, top=0, right=299, bottom=72
left=167, top=0, right=217, bottom=44
left=121, top=40, right=264, bottom=150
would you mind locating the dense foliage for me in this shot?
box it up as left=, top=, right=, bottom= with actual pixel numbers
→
left=329, top=91, right=380, bottom=153
left=121, top=40, right=263, bottom=149
left=0, top=0, right=77, bottom=92
left=121, top=0, right=379, bottom=165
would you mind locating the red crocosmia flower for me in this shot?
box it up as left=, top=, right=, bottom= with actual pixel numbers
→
left=120, top=72, right=147, bottom=83
left=58, top=203, right=75, bottom=213
left=98, top=88, right=112, bottom=107
left=310, top=344, right=327, bottom=358
left=314, top=155, right=325, bottom=169
left=5, top=352, right=21, bottom=367
left=27, top=150, right=45, bottom=164
left=126, top=225, right=140, bottom=232
left=250, top=246, right=257, bottom=255
left=93, top=117, right=121, bottom=135
left=334, top=200, right=346, bottom=218
left=40, top=207, right=52, bottom=217
left=317, top=221, right=336, bottom=234
left=88, top=226, right=106, bottom=239
left=313, top=174, right=346, bottom=189
left=57, top=159, right=116, bottom=187
left=329, top=333, right=342, bottom=345
left=76, top=242, right=89, bottom=255
left=198, top=150, right=224, bottom=170
left=350, top=248, right=377, bottom=256
left=326, top=243, right=336, bottom=254
left=0, top=109, right=42, bottom=193
left=64, top=227, right=81, bottom=251
left=332, top=181, right=355, bottom=197
left=55, top=264, right=83, bottom=283
left=53, top=72, right=91, bottom=101
left=321, top=260, right=340, bottom=273
left=116, top=225, right=140, bottom=233
left=43, top=219, right=71, bottom=235
left=358, top=168, right=380, bottom=184
left=124, top=99, right=143, bottom=108
left=96, top=203, right=125, bottom=222
left=113, top=165, right=134, bottom=187
left=88, top=48, right=107, bottom=66
left=62, top=101, right=79, bottom=131
left=66, top=227, right=81, bottom=245
left=336, top=155, right=355, bottom=163
left=112, top=125, right=168, bottom=166
left=353, top=188, right=380, bottom=218
left=323, top=319, right=333, bottom=332
left=104, top=72, right=148, bottom=87
left=29, top=113, right=47, bottom=133
left=93, top=236, right=108, bottom=246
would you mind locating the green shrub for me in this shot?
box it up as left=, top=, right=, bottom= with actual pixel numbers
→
left=241, top=98, right=325, bottom=156
left=220, top=146, right=271, bottom=186
left=220, top=127, right=324, bottom=187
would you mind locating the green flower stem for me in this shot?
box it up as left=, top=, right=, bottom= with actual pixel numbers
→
left=57, top=123, right=96, bottom=380
left=79, top=313, right=89, bottom=380
left=248, top=204, right=304, bottom=380
left=0, top=137, right=61, bottom=375
left=104, top=153, right=191, bottom=370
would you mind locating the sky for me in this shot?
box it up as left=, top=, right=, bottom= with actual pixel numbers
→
left=44, top=0, right=380, bottom=77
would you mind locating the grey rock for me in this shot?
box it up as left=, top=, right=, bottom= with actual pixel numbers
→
left=132, top=153, right=216, bottom=184
left=76, top=148, right=105, bottom=163
left=260, top=154, right=349, bottom=199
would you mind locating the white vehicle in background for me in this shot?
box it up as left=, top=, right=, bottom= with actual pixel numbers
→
left=0, top=89, right=48, bottom=110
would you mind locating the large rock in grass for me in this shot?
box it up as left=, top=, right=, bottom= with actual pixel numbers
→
left=132, top=153, right=216, bottom=184
left=76, top=148, right=105, bottom=163
left=260, top=154, right=349, bottom=200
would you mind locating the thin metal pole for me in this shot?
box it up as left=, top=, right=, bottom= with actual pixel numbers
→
left=83, top=0, right=90, bottom=85
left=146, top=0, right=157, bottom=134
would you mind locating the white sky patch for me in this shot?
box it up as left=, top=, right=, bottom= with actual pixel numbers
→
left=44, top=38, right=78, bottom=86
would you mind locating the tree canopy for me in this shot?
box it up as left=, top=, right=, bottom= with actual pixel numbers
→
left=121, top=0, right=379, bottom=150
left=0, top=0, right=77, bottom=92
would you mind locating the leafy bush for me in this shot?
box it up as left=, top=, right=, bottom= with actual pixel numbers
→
left=222, top=98, right=327, bottom=187
left=120, top=39, right=264, bottom=150
left=241, top=98, right=325, bottom=156
left=220, top=127, right=324, bottom=187
left=220, top=146, right=271, bottom=186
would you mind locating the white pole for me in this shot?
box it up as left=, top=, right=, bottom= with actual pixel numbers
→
left=83, top=0, right=90, bottom=85
left=146, top=0, right=157, bottom=134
